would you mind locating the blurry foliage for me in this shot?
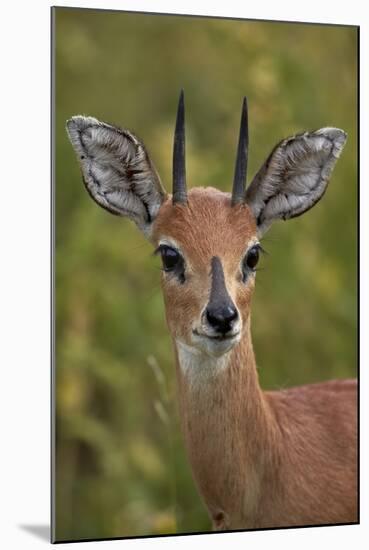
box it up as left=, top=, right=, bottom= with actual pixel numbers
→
left=54, top=7, right=357, bottom=541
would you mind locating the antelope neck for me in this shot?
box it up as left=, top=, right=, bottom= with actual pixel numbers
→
left=174, top=325, right=281, bottom=528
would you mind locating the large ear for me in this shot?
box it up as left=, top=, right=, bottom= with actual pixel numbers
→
left=66, top=116, right=167, bottom=237
left=245, top=128, right=347, bottom=236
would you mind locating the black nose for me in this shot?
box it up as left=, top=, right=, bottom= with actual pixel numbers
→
left=206, top=304, right=238, bottom=335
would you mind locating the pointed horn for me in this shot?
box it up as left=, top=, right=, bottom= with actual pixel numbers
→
left=172, top=89, right=187, bottom=204
left=231, top=97, right=249, bottom=206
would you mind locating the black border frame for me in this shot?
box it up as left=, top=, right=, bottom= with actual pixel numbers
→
left=50, top=6, right=360, bottom=544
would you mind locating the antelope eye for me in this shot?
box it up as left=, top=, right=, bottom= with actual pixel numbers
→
left=159, top=246, right=182, bottom=271
left=242, top=245, right=260, bottom=278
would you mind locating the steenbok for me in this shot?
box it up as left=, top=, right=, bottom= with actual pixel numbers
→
left=67, top=91, right=357, bottom=531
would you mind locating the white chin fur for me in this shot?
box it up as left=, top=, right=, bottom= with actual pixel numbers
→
left=176, top=335, right=240, bottom=382
left=191, top=332, right=241, bottom=357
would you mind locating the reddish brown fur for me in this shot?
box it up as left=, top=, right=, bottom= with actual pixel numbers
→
left=152, top=187, right=357, bottom=530
left=153, top=188, right=256, bottom=341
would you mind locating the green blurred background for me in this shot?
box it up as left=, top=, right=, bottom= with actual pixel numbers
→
left=54, top=8, right=357, bottom=542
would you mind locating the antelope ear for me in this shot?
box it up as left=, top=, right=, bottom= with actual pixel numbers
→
left=245, top=128, right=347, bottom=236
left=66, top=116, right=167, bottom=237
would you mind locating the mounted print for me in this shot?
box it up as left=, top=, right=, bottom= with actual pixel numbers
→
left=52, top=7, right=358, bottom=543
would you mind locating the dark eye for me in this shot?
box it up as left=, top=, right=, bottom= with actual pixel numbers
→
left=246, top=246, right=260, bottom=269
left=242, top=245, right=260, bottom=279
left=156, top=245, right=185, bottom=283
left=160, top=246, right=181, bottom=271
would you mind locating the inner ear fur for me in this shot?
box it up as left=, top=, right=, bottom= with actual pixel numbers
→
left=245, top=127, right=347, bottom=236
left=66, top=116, right=167, bottom=236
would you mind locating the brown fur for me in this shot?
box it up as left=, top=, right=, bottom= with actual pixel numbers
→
left=153, top=187, right=257, bottom=341
left=152, top=187, right=357, bottom=531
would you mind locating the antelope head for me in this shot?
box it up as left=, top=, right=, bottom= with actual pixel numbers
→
left=66, top=91, right=346, bottom=359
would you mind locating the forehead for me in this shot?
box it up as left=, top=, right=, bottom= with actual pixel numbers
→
left=152, top=187, right=257, bottom=263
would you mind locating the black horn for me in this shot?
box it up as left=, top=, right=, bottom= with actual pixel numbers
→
left=172, top=89, right=187, bottom=204
left=231, top=97, right=249, bottom=205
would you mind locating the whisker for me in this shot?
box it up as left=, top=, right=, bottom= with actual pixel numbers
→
left=124, top=242, right=149, bottom=253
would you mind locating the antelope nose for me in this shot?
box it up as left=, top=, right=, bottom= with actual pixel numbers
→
left=206, top=304, right=238, bottom=335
